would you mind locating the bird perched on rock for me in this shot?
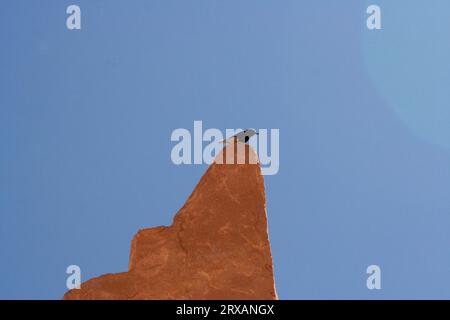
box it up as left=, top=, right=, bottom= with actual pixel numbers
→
left=221, top=129, right=258, bottom=144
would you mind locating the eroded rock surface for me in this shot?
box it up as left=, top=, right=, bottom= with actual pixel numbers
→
left=64, top=143, right=277, bottom=299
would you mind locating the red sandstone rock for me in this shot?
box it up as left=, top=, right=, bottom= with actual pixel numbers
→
left=64, top=143, right=277, bottom=300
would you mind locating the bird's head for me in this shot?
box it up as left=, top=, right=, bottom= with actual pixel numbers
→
left=245, top=128, right=258, bottom=136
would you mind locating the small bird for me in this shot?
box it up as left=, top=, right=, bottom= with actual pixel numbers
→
left=221, top=129, right=259, bottom=144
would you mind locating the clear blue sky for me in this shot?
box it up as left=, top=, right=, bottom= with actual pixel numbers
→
left=1, top=0, right=450, bottom=299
